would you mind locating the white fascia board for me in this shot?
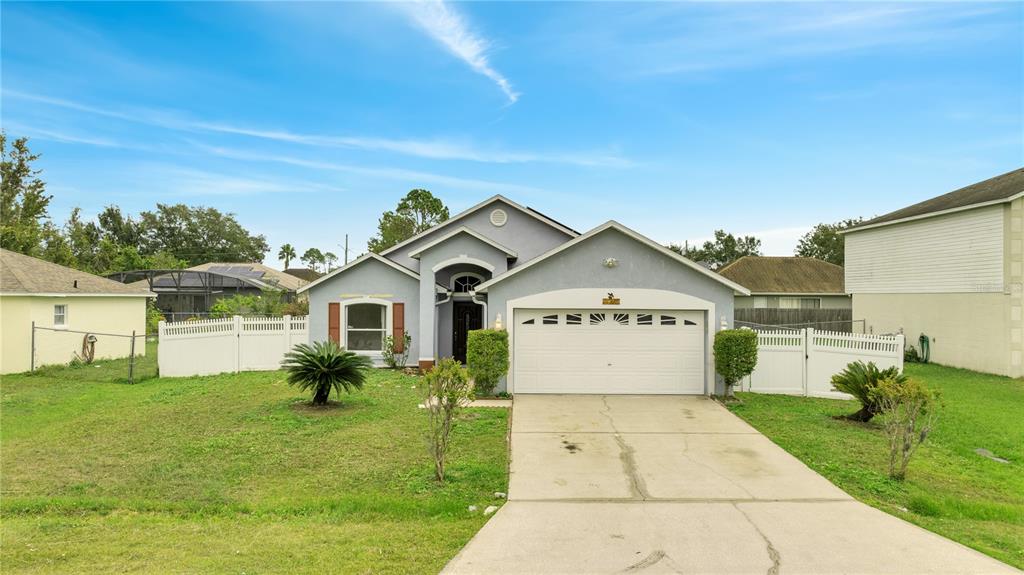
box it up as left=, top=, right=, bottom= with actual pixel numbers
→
left=408, top=226, right=518, bottom=259
left=841, top=191, right=1024, bottom=234
left=297, top=253, right=418, bottom=293
left=743, top=292, right=850, bottom=297
left=0, top=292, right=155, bottom=298
left=380, top=195, right=578, bottom=257
left=477, top=220, right=752, bottom=296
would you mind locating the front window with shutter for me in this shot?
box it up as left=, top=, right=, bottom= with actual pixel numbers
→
left=346, top=304, right=386, bottom=351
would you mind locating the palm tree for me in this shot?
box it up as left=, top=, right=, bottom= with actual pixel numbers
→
left=281, top=341, right=373, bottom=406
left=278, top=244, right=297, bottom=269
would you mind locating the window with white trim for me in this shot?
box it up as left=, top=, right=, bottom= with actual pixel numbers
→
left=452, top=273, right=482, bottom=293
left=752, top=296, right=768, bottom=309
left=346, top=303, right=386, bottom=351
left=779, top=297, right=821, bottom=310
left=53, top=304, right=68, bottom=327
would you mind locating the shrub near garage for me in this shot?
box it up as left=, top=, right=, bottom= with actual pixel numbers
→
left=466, top=329, right=509, bottom=397
left=713, top=329, right=758, bottom=397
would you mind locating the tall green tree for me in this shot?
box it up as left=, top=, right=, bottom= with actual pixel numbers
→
left=301, top=247, right=325, bottom=272
left=367, top=189, right=449, bottom=252
left=0, top=133, right=52, bottom=254
left=137, top=204, right=269, bottom=266
left=323, top=251, right=339, bottom=271
left=278, top=243, right=297, bottom=269
left=670, top=230, right=762, bottom=270
left=795, top=218, right=864, bottom=266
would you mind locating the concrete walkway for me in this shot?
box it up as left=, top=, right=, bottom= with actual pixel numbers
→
left=443, top=395, right=1018, bottom=574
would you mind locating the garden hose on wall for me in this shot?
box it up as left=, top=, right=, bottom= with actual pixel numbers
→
left=918, top=333, right=930, bottom=364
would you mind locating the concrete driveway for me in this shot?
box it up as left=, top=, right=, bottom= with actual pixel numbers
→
left=443, top=395, right=1018, bottom=574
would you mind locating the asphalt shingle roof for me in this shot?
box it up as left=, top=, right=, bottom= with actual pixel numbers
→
left=717, top=256, right=845, bottom=294
left=852, top=167, right=1024, bottom=229
left=0, top=249, right=153, bottom=296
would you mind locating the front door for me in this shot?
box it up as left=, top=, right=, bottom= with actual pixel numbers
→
left=452, top=302, right=483, bottom=364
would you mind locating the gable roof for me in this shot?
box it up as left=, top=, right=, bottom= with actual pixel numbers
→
left=408, top=226, right=518, bottom=259
left=717, top=256, right=845, bottom=295
left=188, top=262, right=308, bottom=291
left=379, top=195, right=578, bottom=257
left=297, top=252, right=420, bottom=294
left=476, top=221, right=751, bottom=295
left=0, top=249, right=153, bottom=297
left=848, top=167, right=1024, bottom=232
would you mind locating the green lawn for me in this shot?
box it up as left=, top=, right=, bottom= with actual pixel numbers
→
left=729, top=363, right=1024, bottom=569
left=1, top=345, right=509, bottom=574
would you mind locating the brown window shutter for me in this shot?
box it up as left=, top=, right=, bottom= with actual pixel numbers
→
left=392, top=303, right=405, bottom=353
left=328, top=302, right=341, bottom=344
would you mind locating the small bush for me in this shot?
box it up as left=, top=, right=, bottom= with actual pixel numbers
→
left=830, top=361, right=907, bottom=422
left=210, top=289, right=285, bottom=318
left=423, top=358, right=474, bottom=482
left=466, top=329, right=509, bottom=396
left=904, top=345, right=920, bottom=363
left=146, top=301, right=165, bottom=334
left=381, top=331, right=412, bottom=369
left=870, top=376, right=940, bottom=480
left=713, top=329, right=758, bottom=396
left=281, top=340, right=373, bottom=406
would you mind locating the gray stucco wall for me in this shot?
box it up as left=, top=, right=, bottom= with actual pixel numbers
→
left=306, top=258, right=420, bottom=366
left=484, top=227, right=737, bottom=394
left=386, top=199, right=574, bottom=272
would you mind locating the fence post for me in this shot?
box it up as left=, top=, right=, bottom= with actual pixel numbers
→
left=234, top=315, right=243, bottom=373
left=283, top=314, right=292, bottom=356
left=128, top=330, right=136, bottom=384
left=802, top=327, right=814, bottom=396
left=896, top=334, right=906, bottom=372
left=30, top=321, right=35, bottom=372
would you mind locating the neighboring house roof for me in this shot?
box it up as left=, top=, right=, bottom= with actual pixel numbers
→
left=0, top=249, right=153, bottom=297
left=408, top=226, right=518, bottom=259
left=283, top=268, right=322, bottom=282
left=187, top=262, right=308, bottom=291
left=717, top=256, right=845, bottom=295
left=848, top=167, right=1024, bottom=232
left=298, top=253, right=421, bottom=293
left=476, top=221, right=751, bottom=295
left=379, top=195, right=579, bottom=258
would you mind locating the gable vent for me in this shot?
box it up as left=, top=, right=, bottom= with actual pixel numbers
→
left=489, top=208, right=508, bottom=227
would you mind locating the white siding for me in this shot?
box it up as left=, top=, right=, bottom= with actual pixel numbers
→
left=845, top=205, right=1005, bottom=294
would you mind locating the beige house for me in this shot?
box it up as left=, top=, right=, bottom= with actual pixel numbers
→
left=844, top=168, right=1023, bottom=378
left=0, top=249, right=153, bottom=374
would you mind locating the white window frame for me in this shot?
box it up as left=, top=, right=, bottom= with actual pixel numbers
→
left=53, top=304, right=68, bottom=329
left=752, top=296, right=769, bottom=309
left=450, top=272, right=485, bottom=295
left=779, top=297, right=821, bottom=310
left=342, top=298, right=393, bottom=355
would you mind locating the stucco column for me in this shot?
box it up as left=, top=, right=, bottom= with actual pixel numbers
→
left=418, top=269, right=437, bottom=370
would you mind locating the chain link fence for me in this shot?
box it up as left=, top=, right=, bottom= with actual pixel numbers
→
left=30, top=324, right=158, bottom=383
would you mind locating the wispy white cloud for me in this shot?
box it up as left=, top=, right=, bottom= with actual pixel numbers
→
left=398, top=0, right=519, bottom=103
left=6, top=90, right=630, bottom=167
left=128, top=165, right=347, bottom=197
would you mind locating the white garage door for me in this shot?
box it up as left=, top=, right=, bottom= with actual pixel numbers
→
left=513, top=309, right=705, bottom=394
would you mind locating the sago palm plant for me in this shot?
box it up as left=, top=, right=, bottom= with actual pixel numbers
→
left=281, top=341, right=373, bottom=406
left=831, top=360, right=908, bottom=422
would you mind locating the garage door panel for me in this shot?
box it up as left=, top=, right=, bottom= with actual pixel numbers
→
left=513, top=309, right=705, bottom=395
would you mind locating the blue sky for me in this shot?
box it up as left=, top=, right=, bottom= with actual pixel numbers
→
left=2, top=1, right=1021, bottom=264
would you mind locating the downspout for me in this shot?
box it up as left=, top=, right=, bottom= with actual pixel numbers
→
left=435, top=291, right=452, bottom=306
left=471, top=291, right=488, bottom=326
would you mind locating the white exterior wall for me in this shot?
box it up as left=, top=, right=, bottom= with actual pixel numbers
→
left=845, top=205, right=1004, bottom=294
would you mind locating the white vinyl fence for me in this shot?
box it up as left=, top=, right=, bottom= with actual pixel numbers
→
left=159, top=315, right=308, bottom=377
left=742, top=328, right=905, bottom=399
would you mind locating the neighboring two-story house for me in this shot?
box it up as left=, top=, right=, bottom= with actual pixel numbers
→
left=844, top=168, right=1023, bottom=378
left=300, top=196, right=749, bottom=395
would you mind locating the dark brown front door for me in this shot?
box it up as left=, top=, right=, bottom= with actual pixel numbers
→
left=452, top=302, right=483, bottom=364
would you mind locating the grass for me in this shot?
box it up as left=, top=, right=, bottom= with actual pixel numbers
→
left=728, top=362, right=1024, bottom=569
left=1, top=343, right=509, bottom=574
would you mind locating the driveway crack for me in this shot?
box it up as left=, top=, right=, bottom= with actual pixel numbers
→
left=600, top=396, right=650, bottom=500
left=679, top=436, right=757, bottom=500
left=733, top=503, right=781, bottom=575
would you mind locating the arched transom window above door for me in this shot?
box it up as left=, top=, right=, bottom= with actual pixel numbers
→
left=451, top=273, right=483, bottom=293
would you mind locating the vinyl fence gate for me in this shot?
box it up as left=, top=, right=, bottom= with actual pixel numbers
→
left=158, top=315, right=308, bottom=377
left=742, top=328, right=905, bottom=399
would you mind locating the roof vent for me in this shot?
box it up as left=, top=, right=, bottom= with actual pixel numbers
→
left=489, top=208, right=508, bottom=227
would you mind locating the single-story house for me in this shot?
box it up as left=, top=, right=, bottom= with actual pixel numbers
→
left=720, top=256, right=849, bottom=310
left=719, top=256, right=852, bottom=331
left=843, top=167, right=1023, bottom=378
left=109, top=262, right=307, bottom=322
left=299, top=195, right=749, bottom=395
left=0, top=248, right=154, bottom=374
